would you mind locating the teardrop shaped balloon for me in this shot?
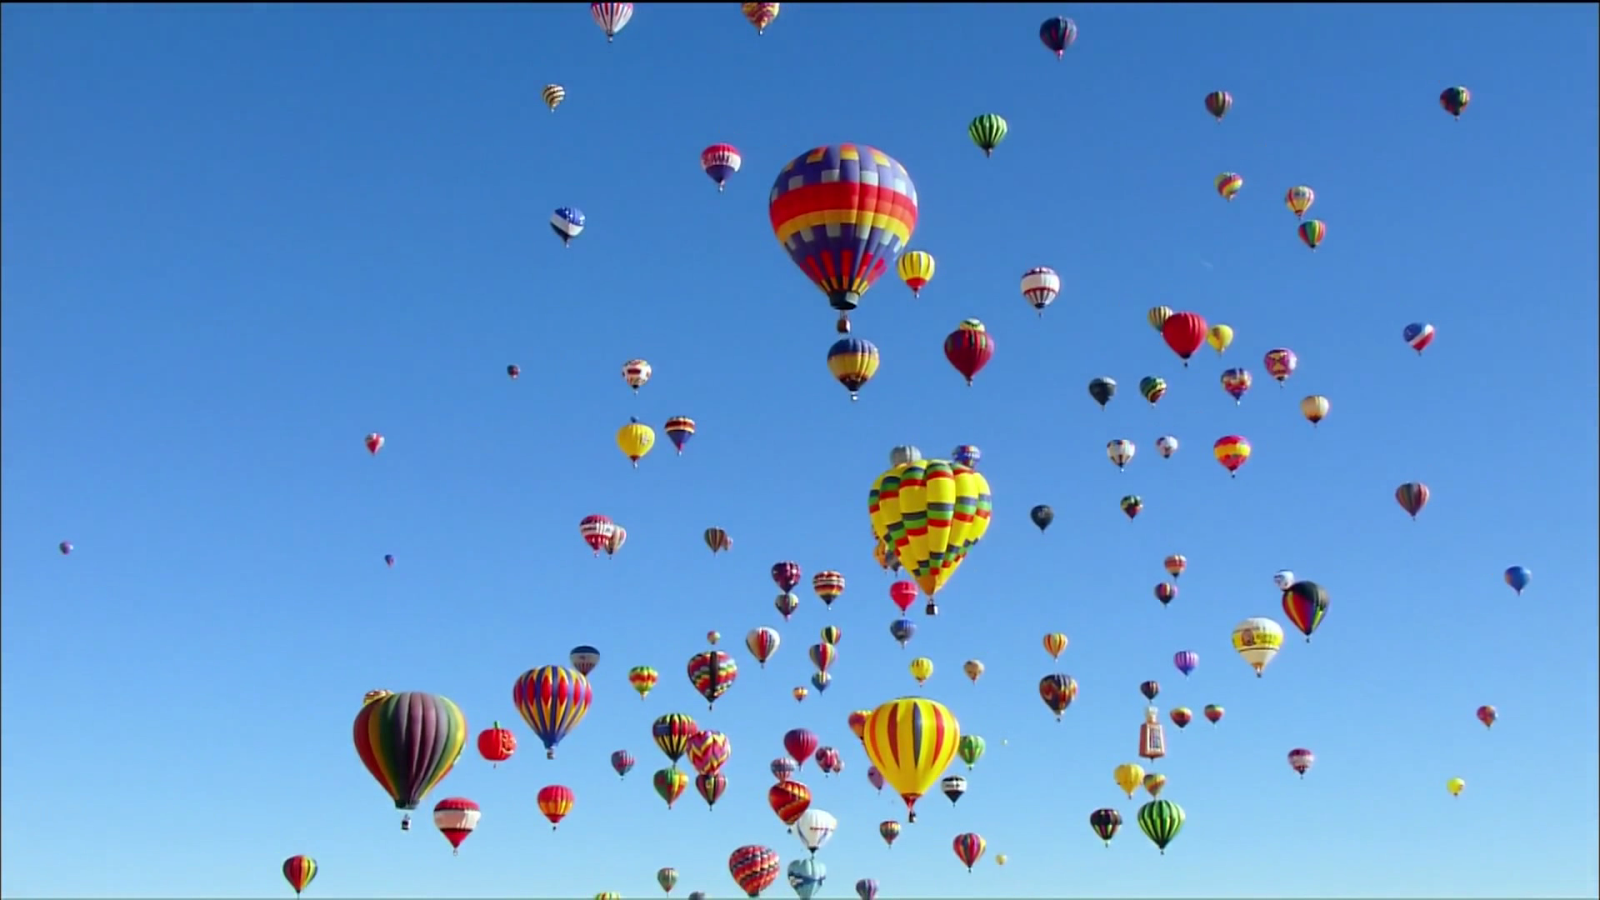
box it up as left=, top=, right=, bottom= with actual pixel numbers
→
left=868, top=458, right=993, bottom=601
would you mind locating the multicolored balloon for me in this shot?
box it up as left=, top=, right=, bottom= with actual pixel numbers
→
left=551, top=207, right=585, bottom=246
left=1281, top=581, right=1330, bottom=642
left=1440, top=85, right=1471, bottom=119
left=1504, top=566, right=1531, bottom=595
left=1120, top=495, right=1143, bottom=520
left=1298, top=219, right=1326, bottom=250
left=1213, top=435, right=1252, bottom=478
left=353, top=692, right=467, bottom=814
left=1204, top=90, right=1232, bottom=122
left=1220, top=368, right=1252, bottom=405
left=536, top=784, right=575, bottom=829
left=432, top=797, right=480, bottom=855
left=944, top=318, right=995, bottom=386
left=282, top=856, right=317, bottom=896
left=1263, top=348, right=1298, bottom=384
left=729, top=845, right=781, bottom=898
left=701, top=143, right=743, bottom=193
left=512, top=666, right=594, bottom=758
left=1215, top=171, right=1244, bottom=202
left=1403, top=322, right=1436, bottom=354
left=1137, top=800, right=1185, bottom=854
left=590, top=2, right=633, bottom=42
left=541, top=84, right=565, bottom=112
left=897, top=250, right=936, bottom=297
left=827, top=338, right=880, bottom=401
left=861, top=697, right=961, bottom=823
left=1395, top=481, right=1430, bottom=519
left=1288, top=748, right=1315, bottom=778
left=1089, top=809, right=1122, bottom=846
left=952, top=832, right=987, bottom=871
left=1231, top=617, right=1285, bottom=677
left=1039, top=16, right=1077, bottom=58
left=628, top=666, right=658, bottom=699
left=1021, top=266, right=1061, bottom=314
left=1039, top=674, right=1078, bottom=720
left=742, top=2, right=780, bottom=34
left=1285, top=185, right=1315, bottom=218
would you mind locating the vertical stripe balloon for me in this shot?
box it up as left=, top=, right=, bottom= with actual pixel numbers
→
left=352, top=692, right=467, bottom=812
left=512, top=666, right=594, bottom=759
left=861, top=697, right=961, bottom=822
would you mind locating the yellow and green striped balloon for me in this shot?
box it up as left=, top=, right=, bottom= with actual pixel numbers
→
left=968, top=114, right=1009, bottom=157
left=1137, top=799, right=1185, bottom=854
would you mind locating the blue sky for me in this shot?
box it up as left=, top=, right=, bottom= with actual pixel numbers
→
left=3, top=3, right=1597, bottom=898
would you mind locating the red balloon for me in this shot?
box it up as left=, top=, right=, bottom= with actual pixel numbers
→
left=729, top=844, right=781, bottom=898
left=477, top=721, right=516, bottom=767
left=888, top=581, right=917, bottom=613
left=943, top=325, right=995, bottom=385
left=783, top=727, right=819, bottom=767
left=1161, top=312, right=1208, bottom=367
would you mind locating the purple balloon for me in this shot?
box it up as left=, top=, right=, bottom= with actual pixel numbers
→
left=1173, top=650, right=1199, bottom=677
left=867, top=765, right=885, bottom=792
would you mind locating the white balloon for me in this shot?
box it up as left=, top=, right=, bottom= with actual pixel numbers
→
left=794, top=808, right=838, bottom=853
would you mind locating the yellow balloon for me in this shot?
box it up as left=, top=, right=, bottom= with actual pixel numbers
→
left=896, top=250, right=936, bottom=297
left=1113, top=762, right=1145, bottom=798
left=995, top=854, right=1008, bottom=866
left=616, top=418, right=655, bottom=468
left=868, top=460, right=993, bottom=600
left=909, top=657, right=934, bottom=686
left=1147, top=306, right=1173, bottom=332
left=862, top=697, right=961, bottom=823
left=1447, top=777, right=1466, bottom=797
left=1206, top=324, right=1234, bottom=354
left=1231, top=617, right=1285, bottom=677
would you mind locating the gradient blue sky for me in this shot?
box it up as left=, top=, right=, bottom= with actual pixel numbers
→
left=3, top=4, right=1598, bottom=899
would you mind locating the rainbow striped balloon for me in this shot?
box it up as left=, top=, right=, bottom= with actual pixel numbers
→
left=352, top=692, right=467, bottom=812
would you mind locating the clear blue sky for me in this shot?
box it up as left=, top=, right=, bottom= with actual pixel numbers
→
left=3, top=4, right=1597, bottom=898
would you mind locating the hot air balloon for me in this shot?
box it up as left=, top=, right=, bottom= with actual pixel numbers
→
left=1039, top=16, right=1077, bottom=58
left=701, top=143, right=743, bottom=192
left=1139, top=376, right=1167, bottom=406
left=944, top=318, right=995, bottom=385
left=962, top=660, right=985, bottom=684
left=1215, top=171, right=1244, bottom=202
left=1147, top=306, right=1173, bottom=332
left=694, top=771, right=729, bottom=810
left=1231, top=617, right=1285, bottom=677
left=795, top=808, right=837, bottom=855
left=507, top=364, right=521, bottom=379
left=590, top=2, right=633, bottom=41
left=769, top=144, right=918, bottom=323
left=1298, top=219, right=1326, bottom=250
left=662, top=416, right=696, bottom=455
left=617, top=418, right=655, bottom=467
left=888, top=581, right=917, bottom=614
left=1107, top=439, right=1136, bottom=471
left=604, top=526, right=627, bottom=558
left=362, top=689, right=392, bottom=706
left=1207, top=324, right=1234, bottom=355
left=282, top=856, right=317, bottom=896
left=1213, top=435, right=1251, bottom=478
left=1139, top=680, right=1160, bottom=703
left=1301, top=395, right=1330, bottom=427
left=1144, top=772, right=1167, bottom=798
left=1021, top=266, right=1061, bottom=314
left=953, top=832, right=987, bottom=871
left=610, top=750, right=635, bottom=778
left=889, top=444, right=923, bottom=467
left=364, top=433, right=384, bottom=455
left=512, top=666, right=594, bottom=758
left=477, top=721, right=516, bottom=767
left=867, top=458, right=993, bottom=601
left=1029, top=504, right=1055, bottom=533
left=58, top=540, right=73, bottom=555
left=1274, top=570, right=1296, bottom=590
left=568, top=646, right=601, bottom=677
left=1285, top=185, right=1315, bottom=218
left=729, top=845, right=781, bottom=898
left=1113, top=763, right=1144, bottom=798
left=1120, top=495, right=1143, bottom=520
left=879, top=820, right=901, bottom=846
left=541, top=84, right=565, bottom=112
left=1173, top=651, right=1199, bottom=677
left=956, top=735, right=986, bottom=770
left=1403, top=322, right=1435, bottom=354
left=1155, top=582, right=1178, bottom=607
left=811, top=671, right=831, bottom=694
left=1087, top=377, right=1116, bottom=409
left=1204, top=705, right=1224, bottom=726
left=1447, top=777, right=1466, bottom=797
left=687, top=650, right=737, bottom=710
left=433, top=797, right=480, bottom=854
left=1137, top=799, right=1185, bottom=854
left=952, top=444, right=981, bottom=468
left=579, top=515, right=614, bottom=557
left=787, top=858, right=826, bottom=900
left=1161, top=312, right=1208, bottom=367
left=704, top=527, right=732, bottom=554
left=658, top=867, right=680, bottom=894
left=855, top=878, right=879, bottom=900
left=1396, top=482, right=1430, bottom=519
left=620, top=359, right=652, bottom=392
left=652, top=713, right=700, bottom=764
left=1477, top=705, right=1498, bottom=729
left=628, top=665, right=658, bottom=699
left=1042, top=632, right=1068, bottom=659
left=783, top=728, right=819, bottom=767
left=1162, top=555, right=1187, bottom=578
left=769, top=780, right=811, bottom=828
left=1221, top=368, right=1252, bottom=405
left=819, top=625, right=841, bottom=646
left=792, top=686, right=808, bottom=703
left=772, top=756, right=798, bottom=781
left=654, top=766, right=689, bottom=809
left=1440, top=86, right=1470, bottom=119
left=687, top=729, right=731, bottom=776
left=384, top=554, right=395, bottom=568
left=862, top=697, right=961, bottom=822
left=770, top=561, right=801, bottom=593
left=808, top=642, right=836, bottom=674
left=812, top=571, right=845, bottom=607
left=968, top=114, right=1008, bottom=157
left=1169, top=707, right=1192, bottom=728
left=1156, top=435, right=1178, bottom=458
left=1039, top=674, right=1078, bottom=720
left=897, top=250, right=936, bottom=298
left=1263, top=348, right=1298, bottom=384
left=353, top=692, right=467, bottom=818
left=1282, top=581, right=1329, bottom=642
left=1204, top=90, right=1232, bottom=121
left=536, top=784, right=575, bottom=829
left=742, top=2, right=780, bottom=34
left=1287, top=748, right=1315, bottom=778
left=909, top=656, right=934, bottom=687
left=1089, top=809, right=1122, bottom=846
left=551, top=207, right=585, bottom=245
left=1504, top=566, right=1531, bottom=595
left=746, top=627, right=780, bottom=667
left=889, top=617, right=916, bottom=647
left=827, top=338, right=880, bottom=400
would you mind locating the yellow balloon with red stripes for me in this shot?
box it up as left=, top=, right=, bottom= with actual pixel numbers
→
left=862, top=697, right=962, bottom=823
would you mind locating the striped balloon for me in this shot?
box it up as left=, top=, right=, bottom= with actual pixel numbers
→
left=1395, top=481, right=1430, bottom=519
left=511, top=666, right=593, bottom=759
left=652, top=713, right=700, bottom=763
left=742, top=2, right=780, bottom=35
left=952, top=832, right=987, bottom=871
left=867, top=459, right=993, bottom=600
left=769, top=145, right=918, bottom=314
left=540, top=84, right=565, bottom=112
left=687, top=650, right=739, bottom=710
left=826, top=338, right=880, bottom=400
left=861, top=697, right=961, bottom=823
left=282, top=855, right=317, bottom=896
left=352, top=692, right=467, bottom=811
left=590, top=2, right=633, bottom=41
left=968, top=114, right=1008, bottom=157
left=1136, top=799, right=1186, bottom=854
left=686, top=729, right=731, bottom=776
left=812, top=570, right=846, bottom=607
left=1281, top=580, right=1330, bottom=641
left=729, top=844, right=781, bottom=898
